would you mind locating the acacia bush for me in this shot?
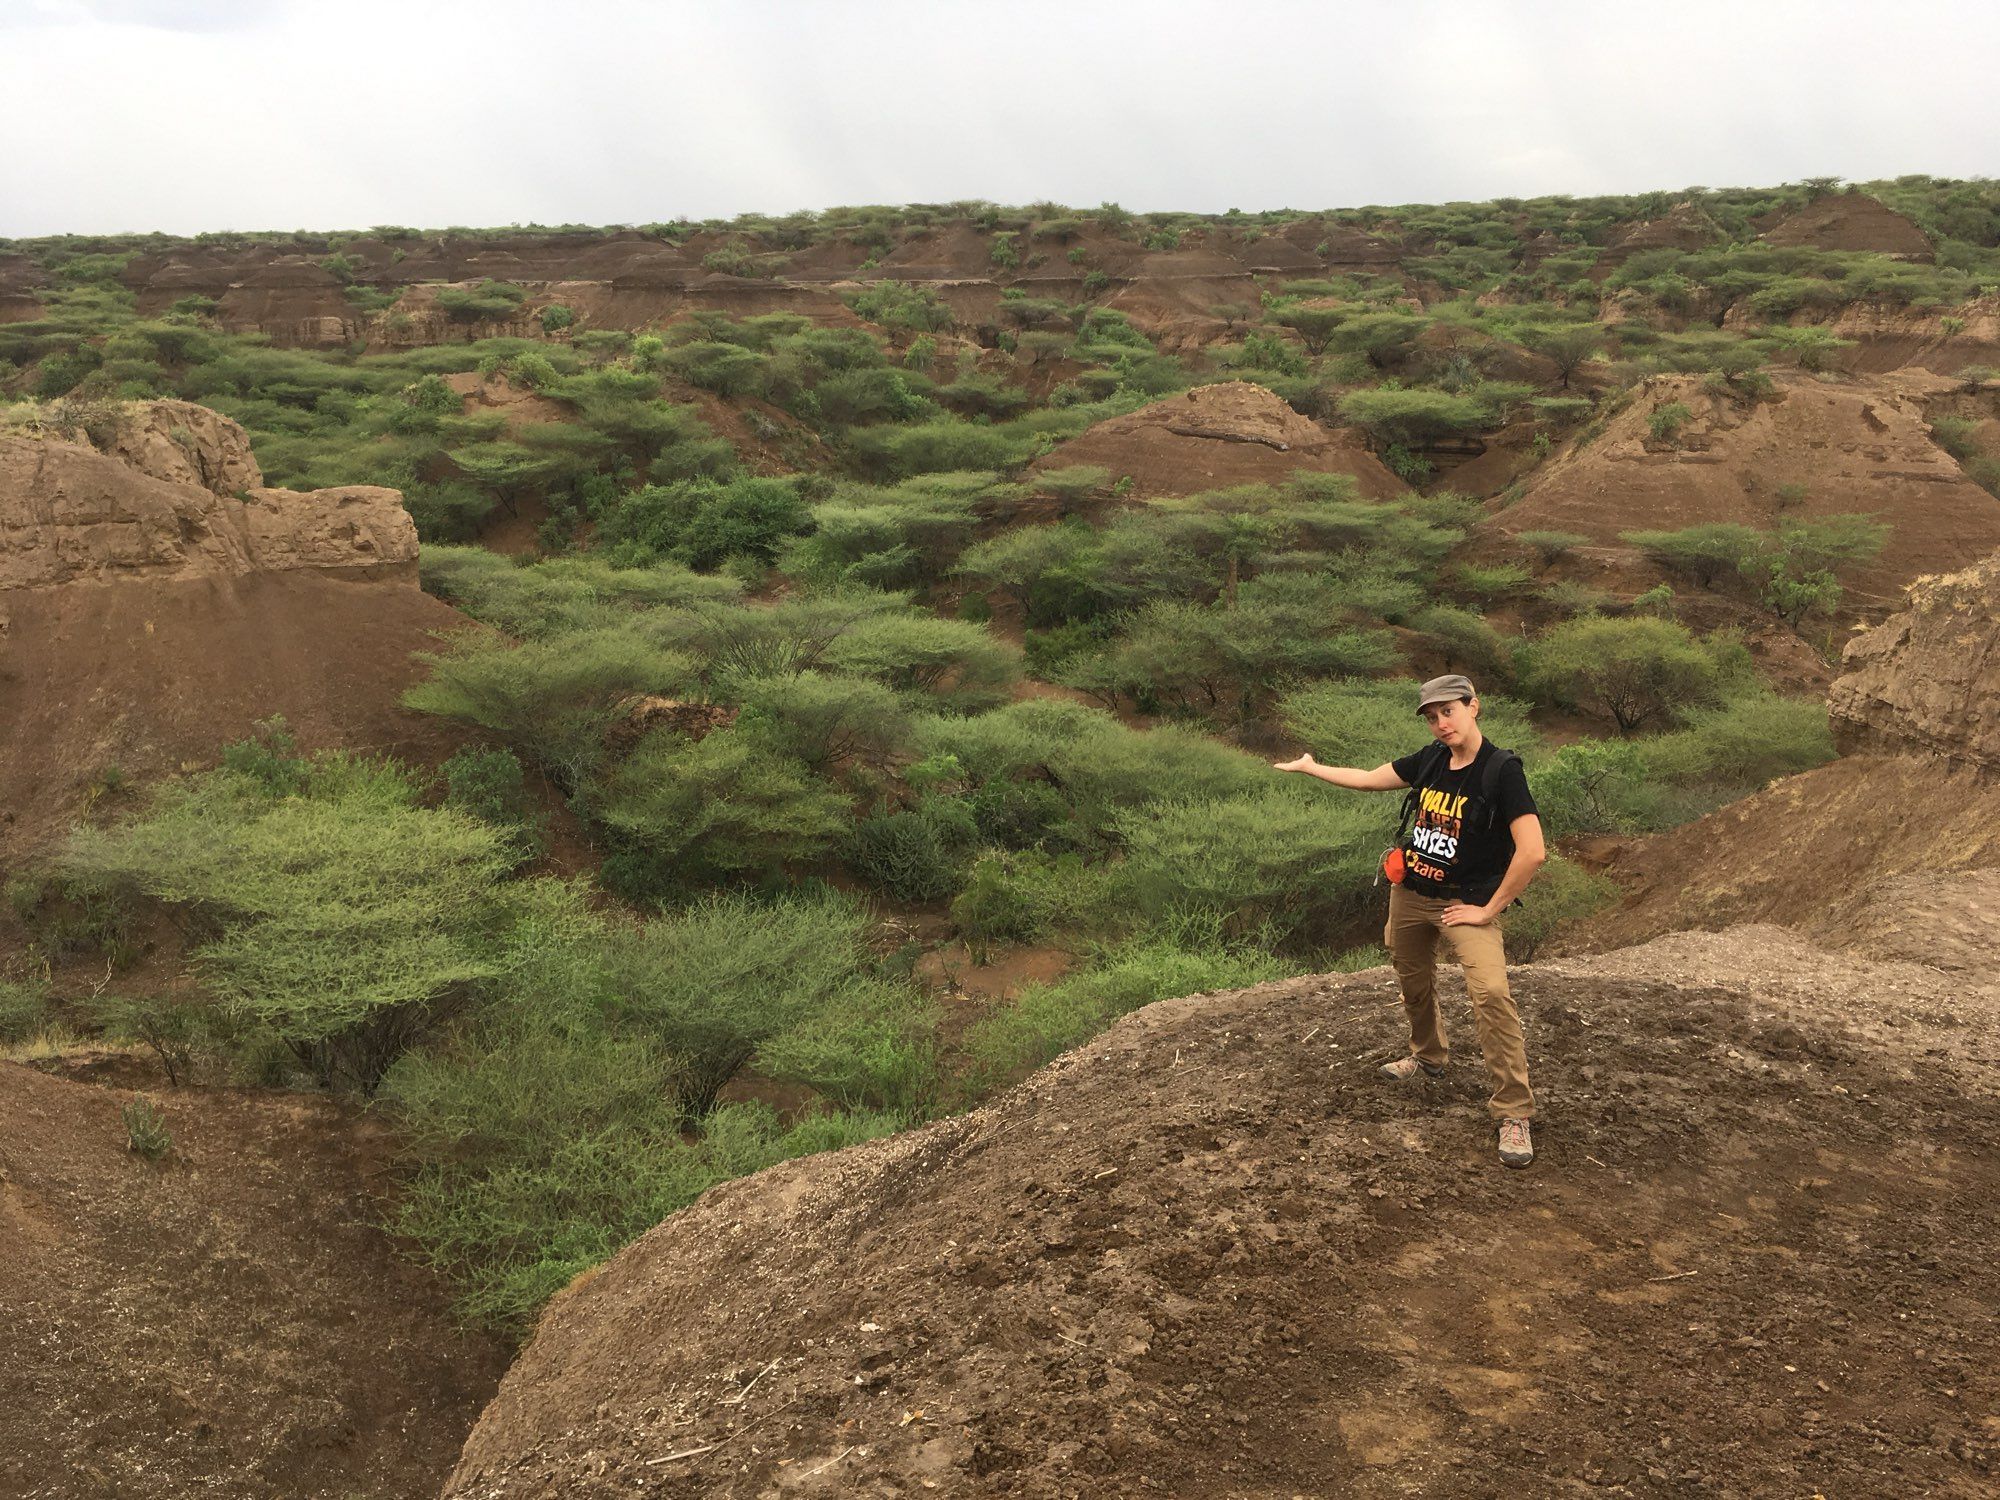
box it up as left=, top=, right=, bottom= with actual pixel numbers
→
left=590, top=725, right=849, bottom=894
left=1279, top=678, right=1539, bottom=770
left=731, top=671, right=912, bottom=771
left=62, top=748, right=518, bottom=1092
left=420, top=546, right=742, bottom=637
left=405, top=628, right=693, bottom=790
left=820, top=611, right=1020, bottom=708
left=1520, top=615, right=1727, bottom=734
left=1110, top=787, right=1382, bottom=946
left=959, top=917, right=1298, bottom=1091
left=598, top=476, right=815, bottom=570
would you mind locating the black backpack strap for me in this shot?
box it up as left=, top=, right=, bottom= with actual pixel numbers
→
left=1474, top=746, right=1518, bottom=831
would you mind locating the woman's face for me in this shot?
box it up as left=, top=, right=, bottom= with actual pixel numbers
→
left=1421, top=697, right=1478, bottom=747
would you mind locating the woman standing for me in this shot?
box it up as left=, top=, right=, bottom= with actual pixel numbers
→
left=1274, top=674, right=1544, bottom=1168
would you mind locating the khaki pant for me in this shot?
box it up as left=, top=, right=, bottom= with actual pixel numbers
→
left=1384, top=884, right=1534, bottom=1120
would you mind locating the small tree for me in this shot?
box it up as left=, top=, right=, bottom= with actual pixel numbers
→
left=1620, top=523, right=1761, bottom=589
left=1521, top=324, right=1605, bottom=389
left=1759, top=325, right=1854, bottom=373
left=1272, top=306, right=1348, bottom=358
left=1522, top=615, right=1726, bottom=734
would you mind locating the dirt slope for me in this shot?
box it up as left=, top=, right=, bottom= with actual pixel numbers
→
left=0, top=1062, right=508, bottom=1500
left=1033, top=382, right=1406, bottom=499
left=446, top=936, right=2000, bottom=1498
left=0, top=403, right=469, bottom=860
left=1485, top=370, right=2000, bottom=608
left=1759, top=194, right=1934, bottom=261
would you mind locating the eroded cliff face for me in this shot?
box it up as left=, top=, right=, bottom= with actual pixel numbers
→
left=0, top=401, right=416, bottom=590
left=0, top=400, right=459, bottom=860
left=1568, top=547, right=2000, bottom=962
left=1828, top=551, right=2000, bottom=773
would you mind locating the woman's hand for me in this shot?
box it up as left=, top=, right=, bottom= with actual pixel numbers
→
left=1440, top=902, right=1496, bottom=927
left=1272, top=753, right=1319, bottom=773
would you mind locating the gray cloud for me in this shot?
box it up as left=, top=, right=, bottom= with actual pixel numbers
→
left=5, top=0, right=1996, bottom=237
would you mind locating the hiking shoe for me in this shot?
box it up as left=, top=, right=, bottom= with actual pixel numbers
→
left=1378, top=1056, right=1446, bottom=1082
left=1497, top=1117, right=1534, bottom=1169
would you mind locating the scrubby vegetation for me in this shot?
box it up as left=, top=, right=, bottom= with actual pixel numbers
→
left=11, top=176, right=1954, bottom=1334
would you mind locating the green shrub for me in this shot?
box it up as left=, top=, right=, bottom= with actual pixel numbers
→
left=593, top=723, right=848, bottom=893
left=608, top=890, right=878, bottom=1114
left=1647, top=401, right=1693, bottom=442
left=599, top=477, right=814, bottom=571
left=1403, top=604, right=1513, bottom=680
left=437, top=280, right=527, bottom=321
left=122, top=1097, right=173, bottom=1161
left=1620, top=523, right=1761, bottom=588
left=1337, top=387, right=1490, bottom=446
left=86, top=991, right=224, bottom=1086
left=406, top=628, right=693, bottom=790
left=845, top=281, right=954, bottom=333
left=1454, top=561, right=1530, bottom=602
left=1529, top=739, right=1658, bottom=837
left=1514, top=529, right=1591, bottom=564
left=845, top=798, right=975, bottom=902
left=960, top=918, right=1299, bottom=1090
left=821, top=611, right=1019, bottom=709
left=731, top=671, right=911, bottom=770
left=63, top=753, right=518, bottom=1093
left=661, top=340, right=770, bottom=396
left=1111, top=787, right=1382, bottom=945
left=538, top=304, right=574, bottom=333
left=0, top=978, right=50, bottom=1044
left=1930, top=415, right=1978, bottom=461
left=1279, top=679, right=1539, bottom=771
left=1751, top=515, right=1889, bottom=624
left=1504, top=856, right=1614, bottom=960
left=442, top=746, right=546, bottom=866
left=754, top=979, right=938, bottom=1112
left=419, top=546, right=742, bottom=638
left=1521, top=616, right=1726, bottom=734
left=1639, top=691, right=1835, bottom=787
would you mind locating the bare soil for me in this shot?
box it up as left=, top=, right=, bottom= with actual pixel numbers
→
left=445, top=931, right=2000, bottom=1499
left=0, top=573, right=472, bottom=864
left=0, top=1063, right=508, bottom=1500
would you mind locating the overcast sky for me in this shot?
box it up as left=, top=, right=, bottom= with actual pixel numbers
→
left=6, top=0, right=1996, bottom=238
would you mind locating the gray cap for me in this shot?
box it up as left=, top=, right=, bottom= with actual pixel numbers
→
left=1416, top=674, right=1476, bottom=712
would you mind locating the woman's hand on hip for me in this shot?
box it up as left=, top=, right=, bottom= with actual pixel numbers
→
left=1440, top=902, right=1496, bottom=927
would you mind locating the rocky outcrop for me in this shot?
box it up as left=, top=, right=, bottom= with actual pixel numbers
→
left=1828, top=550, right=2000, bottom=771
left=0, top=401, right=457, bottom=860
left=62, top=397, right=263, bottom=496
left=0, top=402, right=416, bottom=590
left=1033, top=381, right=1406, bottom=499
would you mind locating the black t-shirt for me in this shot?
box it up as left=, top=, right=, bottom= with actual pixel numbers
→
left=1388, top=740, right=1539, bottom=903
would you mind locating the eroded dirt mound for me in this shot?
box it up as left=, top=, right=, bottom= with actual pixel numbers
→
left=1034, top=382, right=1405, bottom=499
left=447, top=937, right=1999, bottom=1498
left=1829, top=550, right=2000, bottom=769
left=1760, top=194, right=1934, bottom=261
left=0, top=1063, right=508, bottom=1500
left=1486, top=370, right=2000, bottom=607
left=0, top=402, right=464, bottom=859
left=1591, top=202, right=1722, bottom=279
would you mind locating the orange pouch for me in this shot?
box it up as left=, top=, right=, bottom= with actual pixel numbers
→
left=1380, top=847, right=1406, bottom=884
